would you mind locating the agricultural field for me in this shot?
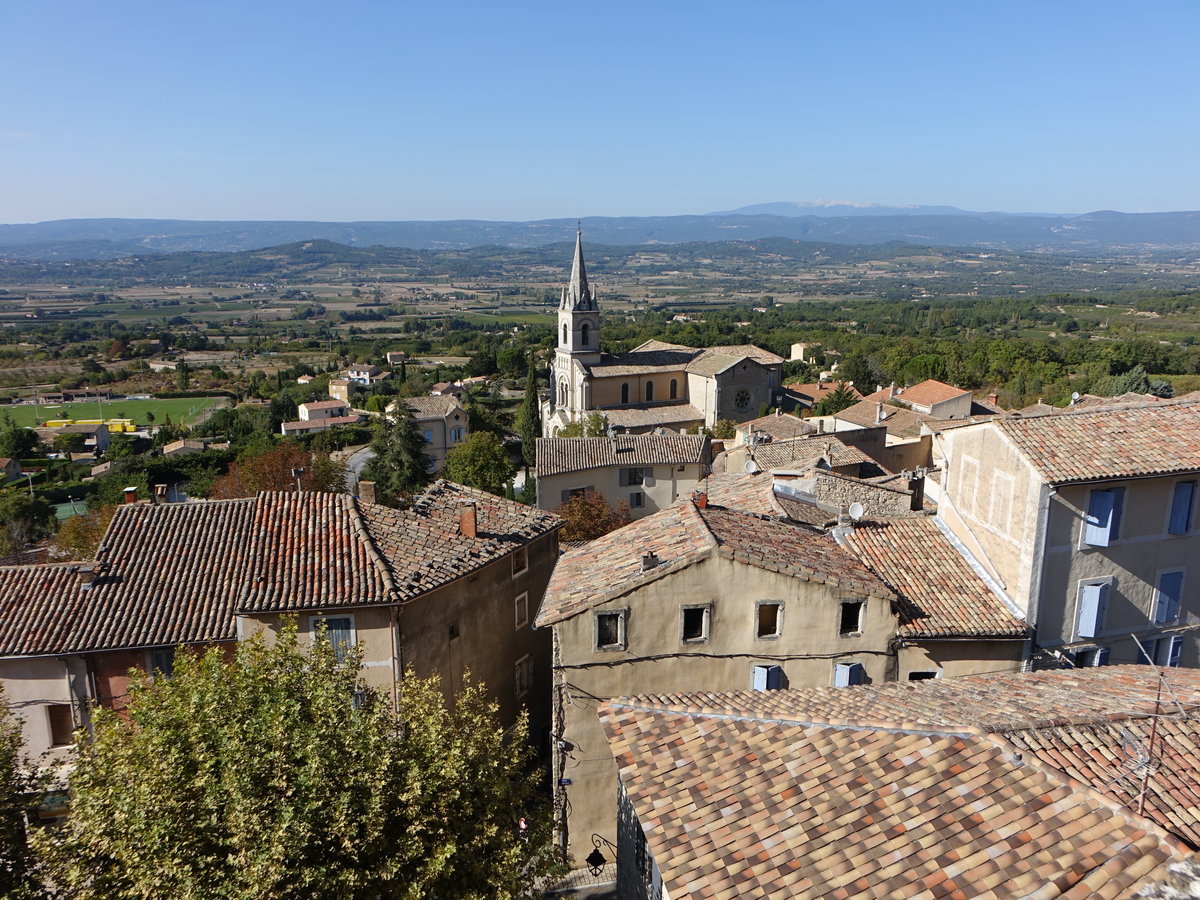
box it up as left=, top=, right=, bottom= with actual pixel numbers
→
left=1, top=396, right=226, bottom=428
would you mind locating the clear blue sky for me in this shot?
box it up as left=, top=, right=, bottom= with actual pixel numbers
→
left=3, top=0, right=1197, bottom=223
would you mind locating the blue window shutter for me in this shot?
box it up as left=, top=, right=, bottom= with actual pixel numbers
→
left=1168, top=635, right=1184, bottom=667
left=752, top=664, right=783, bottom=691
left=1077, top=583, right=1108, bottom=638
left=835, top=662, right=865, bottom=687
left=1170, top=482, right=1195, bottom=535
left=1085, top=491, right=1115, bottom=546
left=1155, top=572, right=1184, bottom=625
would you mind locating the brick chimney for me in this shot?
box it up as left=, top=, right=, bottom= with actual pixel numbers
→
left=123, top=486, right=138, bottom=504
left=358, top=480, right=377, bottom=505
left=908, top=471, right=926, bottom=512
left=693, top=490, right=708, bottom=509
left=458, top=500, right=478, bottom=538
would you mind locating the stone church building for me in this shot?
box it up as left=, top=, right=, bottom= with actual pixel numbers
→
left=543, top=232, right=785, bottom=436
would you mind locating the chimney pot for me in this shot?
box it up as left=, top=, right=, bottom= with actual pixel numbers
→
left=458, top=500, right=478, bottom=538
left=641, top=552, right=660, bottom=572
left=693, top=491, right=708, bottom=509
left=123, top=486, right=138, bottom=504
left=154, top=483, right=168, bottom=503
left=358, top=480, right=377, bottom=505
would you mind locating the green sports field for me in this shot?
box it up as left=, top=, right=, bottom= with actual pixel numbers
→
left=2, top=396, right=224, bottom=428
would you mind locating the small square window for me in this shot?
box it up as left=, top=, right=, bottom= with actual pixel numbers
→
left=757, top=602, right=782, bottom=639
left=839, top=600, right=864, bottom=636
left=681, top=606, right=710, bottom=643
left=514, top=592, right=529, bottom=630
left=511, top=547, right=529, bottom=577
left=596, top=611, right=626, bottom=651
left=47, top=704, right=74, bottom=747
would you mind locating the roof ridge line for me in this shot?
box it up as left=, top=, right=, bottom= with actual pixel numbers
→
left=602, top=699, right=977, bottom=737
left=346, top=494, right=399, bottom=598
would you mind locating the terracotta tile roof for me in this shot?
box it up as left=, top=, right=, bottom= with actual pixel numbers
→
left=300, top=400, right=349, bottom=412
left=0, top=483, right=560, bottom=656
left=839, top=518, right=1026, bottom=638
left=402, top=395, right=464, bottom=420
left=993, top=399, right=1200, bottom=484
left=602, top=404, right=704, bottom=430
left=631, top=666, right=1200, bottom=734
left=601, top=678, right=1186, bottom=900
left=281, top=415, right=363, bottom=433
left=735, top=412, right=816, bottom=442
left=357, top=481, right=561, bottom=603
left=835, top=399, right=934, bottom=439
left=535, top=499, right=892, bottom=627
left=536, top=435, right=709, bottom=477
left=704, top=472, right=838, bottom=528
left=894, top=378, right=970, bottom=407
left=0, top=498, right=258, bottom=656
left=786, top=381, right=863, bottom=406
left=749, top=433, right=872, bottom=472
left=705, top=343, right=786, bottom=365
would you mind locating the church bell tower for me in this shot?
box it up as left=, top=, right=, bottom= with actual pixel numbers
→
left=557, top=229, right=601, bottom=363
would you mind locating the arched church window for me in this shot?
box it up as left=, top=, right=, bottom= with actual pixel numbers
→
left=621, top=383, right=629, bottom=404
left=562, top=323, right=568, bottom=346
left=670, top=379, right=678, bottom=400
left=581, top=323, right=590, bottom=346
left=646, top=382, right=654, bottom=403
left=559, top=380, right=569, bottom=406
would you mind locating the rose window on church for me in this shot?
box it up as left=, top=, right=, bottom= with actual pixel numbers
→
left=734, top=389, right=752, bottom=412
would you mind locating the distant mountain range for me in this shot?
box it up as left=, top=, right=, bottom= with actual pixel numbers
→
left=1, top=207, right=1199, bottom=261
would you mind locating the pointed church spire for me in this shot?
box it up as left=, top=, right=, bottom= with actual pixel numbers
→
left=562, top=227, right=595, bottom=311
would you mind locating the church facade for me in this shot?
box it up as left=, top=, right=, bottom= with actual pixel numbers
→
left=543, top=232, right=785, bottom=436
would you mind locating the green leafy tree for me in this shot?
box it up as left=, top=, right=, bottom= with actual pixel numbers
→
left=515, top=359, right=541, bottom=468
left=559, top=412, right=609, bottom=437
left=0, top=490, right=55, bottom=558
left=444, top=432, right=516, bottom=497
left=34, top=625, right=561, bottom=899
left=52, top=432, right=88, bottom=454
left=362, top=408, right=433, bottom=504
left=0, top=423, right=39, bottom=459
left=0, top=686, right=46, bottom=899
left=553, top=490, right=632, bottom=541
left=812, top=382, right=859, bottom=416
left=706, top=419, right=738, bottom=440
left=175, top=360, right=191, bottom=391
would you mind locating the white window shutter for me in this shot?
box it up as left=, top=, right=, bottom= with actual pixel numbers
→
left=834, top=662, right=865, bottom=687
left=1077, top=583, right=1108, bottom=638
left=1155, top=572, right=1184, bottom=625
left=752, top=664, right=783, bottom=691
left=1085, top=491, right=1115, bottom=547
left=1168, top=635, right=1183, bottom=668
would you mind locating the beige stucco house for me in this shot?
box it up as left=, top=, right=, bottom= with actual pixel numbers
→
left=934, top=399, right=1200, bottom=668
left=533, top=489, right=1023, bottom=863
left=0, top=483, right=562, bottom=762
left=534, top=434, right=710, bottom=516
left=392, top=394, right=469, bottom=471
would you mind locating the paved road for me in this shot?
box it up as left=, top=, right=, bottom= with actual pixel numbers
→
left=340, top=445, right=376, bottom=491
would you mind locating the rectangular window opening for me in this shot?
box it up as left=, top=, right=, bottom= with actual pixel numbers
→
left=681, top=606, right=709, bottom=643
left=313, top=615, right=355, bottom=663
left=629, top=491, right=645, bottom=508
left=596, top=611, right=625, bottom=651
left=839, top=600, right=864, bottom=636
left=757, top=603, right=781, bottom=638
left=1154, top=571, right=1184, bottom=626
left=907, top=671, right=938, bottom=681
left=47, top=704, right=74, bottom=747
left=834, top=661, right=866, bottom=687
left=514, top=655, right=531, bottom=700
left=514, top=592, right=529, bottom=630
left=511, top=547, right=529, bottom=577
left=148, top=646, right=176, bottom=677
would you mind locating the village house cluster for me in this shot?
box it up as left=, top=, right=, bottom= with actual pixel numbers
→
left=3, top=236, right=1200, bottom=897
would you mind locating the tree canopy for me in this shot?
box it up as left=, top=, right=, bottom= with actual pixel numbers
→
left=34, top=625, right=561, bottom=899
left=443, top=432, right=515, bottom=497
left=553, top=490, right=632, bottom=541
left=362, top=408, right=434, bottom=505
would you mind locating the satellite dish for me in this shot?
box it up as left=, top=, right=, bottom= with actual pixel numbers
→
left=848, top=502, right=865, bottom=521
left=1071, top=392, right=1080, bottom=401
left=744, top=460, right=760, bottom=474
